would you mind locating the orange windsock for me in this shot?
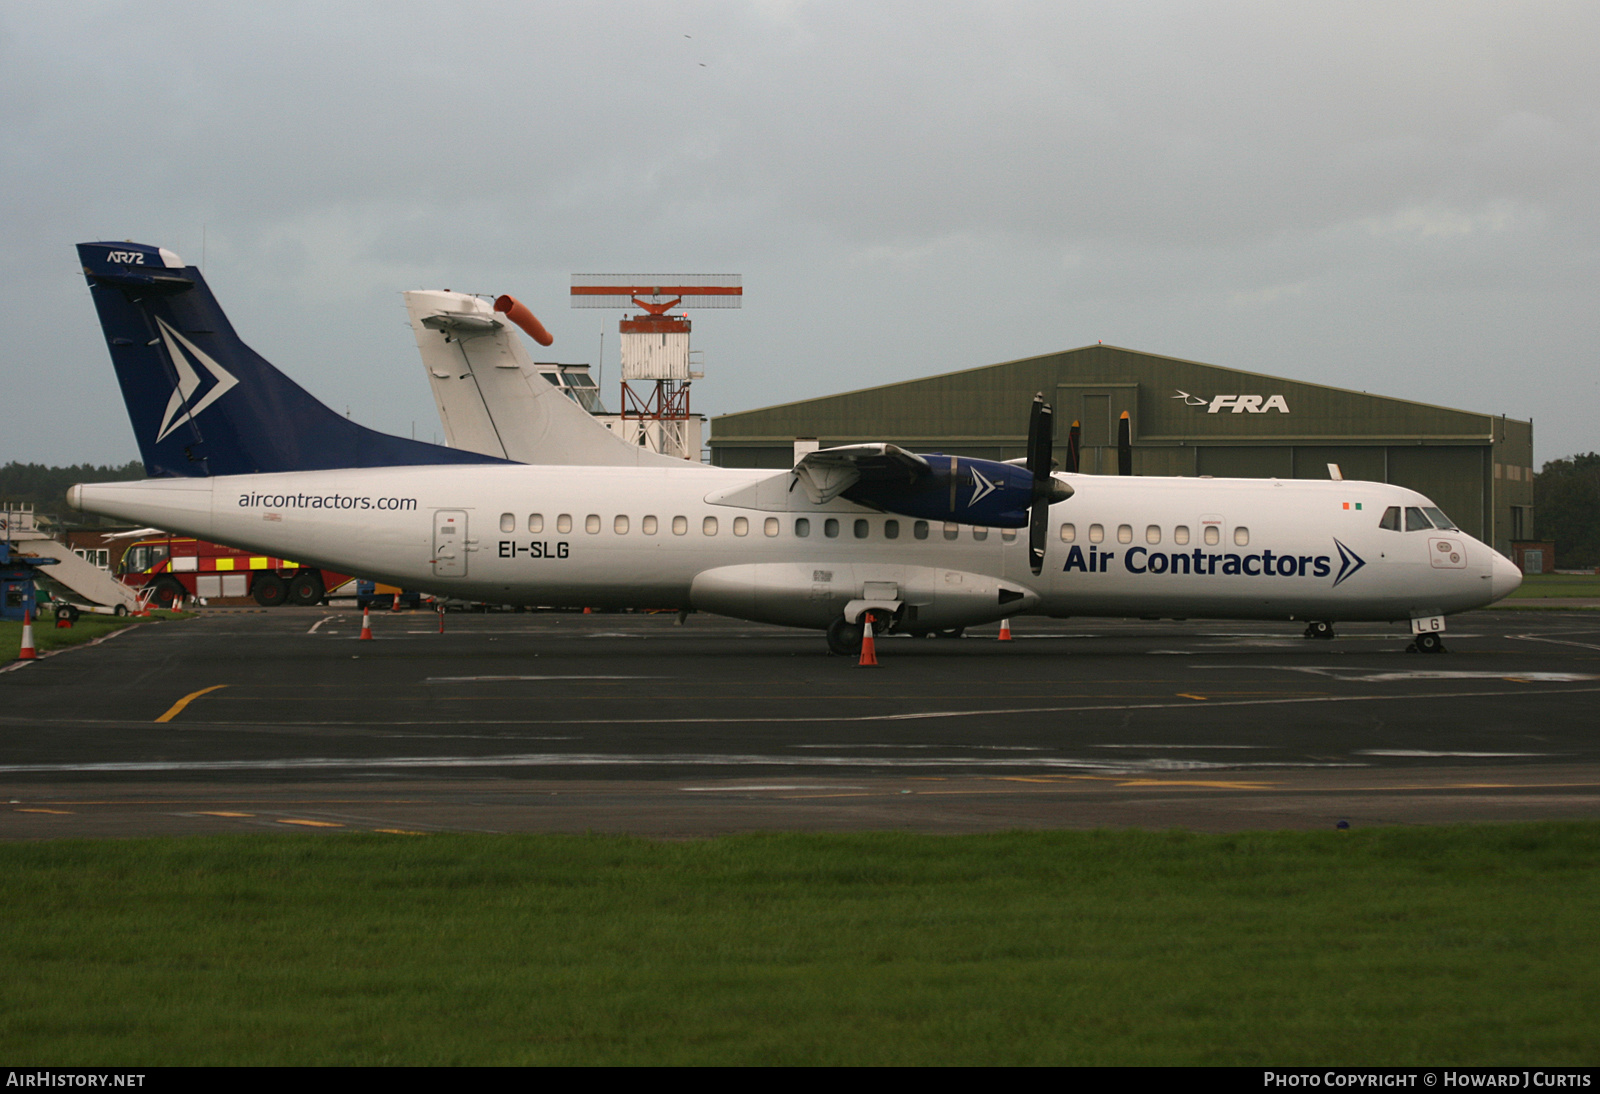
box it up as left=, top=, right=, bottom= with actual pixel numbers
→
left=494, top=295, right=554, bottom=346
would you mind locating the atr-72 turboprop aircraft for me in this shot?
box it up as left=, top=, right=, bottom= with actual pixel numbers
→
left=70, top=241, right=1521, bottom=655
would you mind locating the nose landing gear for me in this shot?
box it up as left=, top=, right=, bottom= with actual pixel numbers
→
left=1408, top=632, right=1447, bottom=654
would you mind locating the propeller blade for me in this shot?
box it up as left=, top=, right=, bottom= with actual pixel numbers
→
left=1029, top=504, right=1050, bottom=576
left=1026, top=394, right=1050, bottom=475
left=1027, top=393, right=1056, bottom=576
left=1066, top=420, right=1080, bottom=475
left=1117, top=410, right=1132, bottom=476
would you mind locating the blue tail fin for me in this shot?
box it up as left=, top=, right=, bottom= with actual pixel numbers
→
left=77, top=241, right=511, bottom=478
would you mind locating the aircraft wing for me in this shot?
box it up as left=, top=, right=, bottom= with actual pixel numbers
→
left=791, top=444, right=931, bottom=504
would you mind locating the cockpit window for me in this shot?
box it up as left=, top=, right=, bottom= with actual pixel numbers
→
left=1379, top=506, right=1401, bottom=531
left=1423, top=507, right=1457, bottom=531
left=1405, top=507, right=1432, bottom=531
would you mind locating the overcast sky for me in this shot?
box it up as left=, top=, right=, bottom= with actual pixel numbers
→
left=5, top=1, right=1596, bottom=468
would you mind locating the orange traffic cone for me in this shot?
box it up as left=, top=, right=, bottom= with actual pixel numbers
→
left=359, top=605, right=374, bottom=641
left=437, top=606, right=445, bottom=634
left=858, top=613, right=879, bottom=667
left=17, top=610, right=38, bottom=660
left=998, top=618, right=1013, bottom=641
left=390, top=593, right=401, bottom=612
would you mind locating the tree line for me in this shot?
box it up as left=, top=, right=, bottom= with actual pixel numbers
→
left=0, top=460, right=146, bottom=526
left=1534, top=453, right=1600, bottom=569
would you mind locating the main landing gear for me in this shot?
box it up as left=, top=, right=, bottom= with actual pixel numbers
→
left=1303, top=620, right=1335, bottom=640
left=826, top=615, right=865, bottom=657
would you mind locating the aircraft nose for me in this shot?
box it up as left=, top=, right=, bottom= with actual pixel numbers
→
left=1490, top=550, right=1523, bottom=602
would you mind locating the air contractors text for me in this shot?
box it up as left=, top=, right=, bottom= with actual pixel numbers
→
left=1064, top=545, right=1332, bottom=579
left=237, top=493, right=417, bottom=512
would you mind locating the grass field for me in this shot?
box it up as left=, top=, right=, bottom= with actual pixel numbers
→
left=1505, top=572, right=1600, bottom=599
left=0, top=609, right=187, bottom=657
left=1, top=825, right=1596, bottom=1065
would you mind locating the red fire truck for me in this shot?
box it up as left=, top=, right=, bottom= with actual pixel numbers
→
left=115, top=534, right=356, bottom=607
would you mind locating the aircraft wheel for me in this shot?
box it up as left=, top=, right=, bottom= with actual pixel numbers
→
left=288, top=571, right=325, bottom=606
left=826, top=615, right=863, bottom=657
left=252, top=573, right=289, bottom=607
left=936, top=628, right=965, bottom=639
left=1414, top=632, right=1446, bottom=654
left=1305, top=620, right=1335, bottom=640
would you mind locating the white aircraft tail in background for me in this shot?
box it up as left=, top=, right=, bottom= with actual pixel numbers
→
left=404, top=290, right=684, bottom=468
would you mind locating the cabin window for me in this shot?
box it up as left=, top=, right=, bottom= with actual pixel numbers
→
left=1145, top=525, right=1161, bottom=545
left=585, top=514, right=601, bottom=534
left=884, top=520, right=900, bottom=540
left=854, top=519, right=869, bottom=539
left=703, top=516, right=719, bottom=536
left=972, top=527, right=989, bottom=541
left=765, top=518, right=779, bottom=537
left=1000, top=528, right=1017, bottom=543
left=528, top=514, right=544, bottom=534
left=1174, top=525, right=1190, bottom=545
left=914, top=521, right=929, bottom=540
left=499, top=513, right=515, bottom=533
left=733, top=517, right=749, bottom=537
left=824, top=518, right=840, bottom=538
left=642, top=515, right=658, bottom=535
left=1117, top=524, right=1133, bottom=544
left=1379, top=506, right=1401, bottom=531
left=614, top=515, right=629, bottom=534
left=557, top=514, right=573, bottom=534
left=1203, top=525, right=1220, bottom=546
left=795, top=518, right=810, bottom=537
left=943, top=522, right=960, bottom=541
left=1060, top=523, right=1076, bottom=543
left=1089, top=524, right=1105, bottom=544
left=1405, top=507, right=1430, bottom=532
left=672, top=516, right=688, bottom=535
left=1234, top=526, right=1250, bottom=546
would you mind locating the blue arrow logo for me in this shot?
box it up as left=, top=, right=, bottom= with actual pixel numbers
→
left=1332, top=538, right=1366, bottom=587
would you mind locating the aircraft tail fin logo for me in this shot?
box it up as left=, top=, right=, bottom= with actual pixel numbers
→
left=1332, top=538, right=1366, bottom=587
left=77, top=239, right=510, bottom=478
left=153, top=318, right=239, bottom=442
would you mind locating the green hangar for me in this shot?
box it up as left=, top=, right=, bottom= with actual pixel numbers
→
left=709, top=344, right=1534, bottom=556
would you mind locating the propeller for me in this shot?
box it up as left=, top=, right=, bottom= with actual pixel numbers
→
left=1026, top=393, right=1074, bottom=575
left=1117, top=410, right=1133, bottom=476
left=1065, top=419, right=1081, bottom=474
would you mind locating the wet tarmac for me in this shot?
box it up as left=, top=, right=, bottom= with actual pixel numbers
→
left=4, top=607, right=1597, bottom=836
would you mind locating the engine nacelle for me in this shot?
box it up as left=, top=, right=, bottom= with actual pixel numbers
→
left=844, top=455, right=1036, bottom=528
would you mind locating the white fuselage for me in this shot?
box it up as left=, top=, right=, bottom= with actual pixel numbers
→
left=71, top=464, right=1520, bottom=630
